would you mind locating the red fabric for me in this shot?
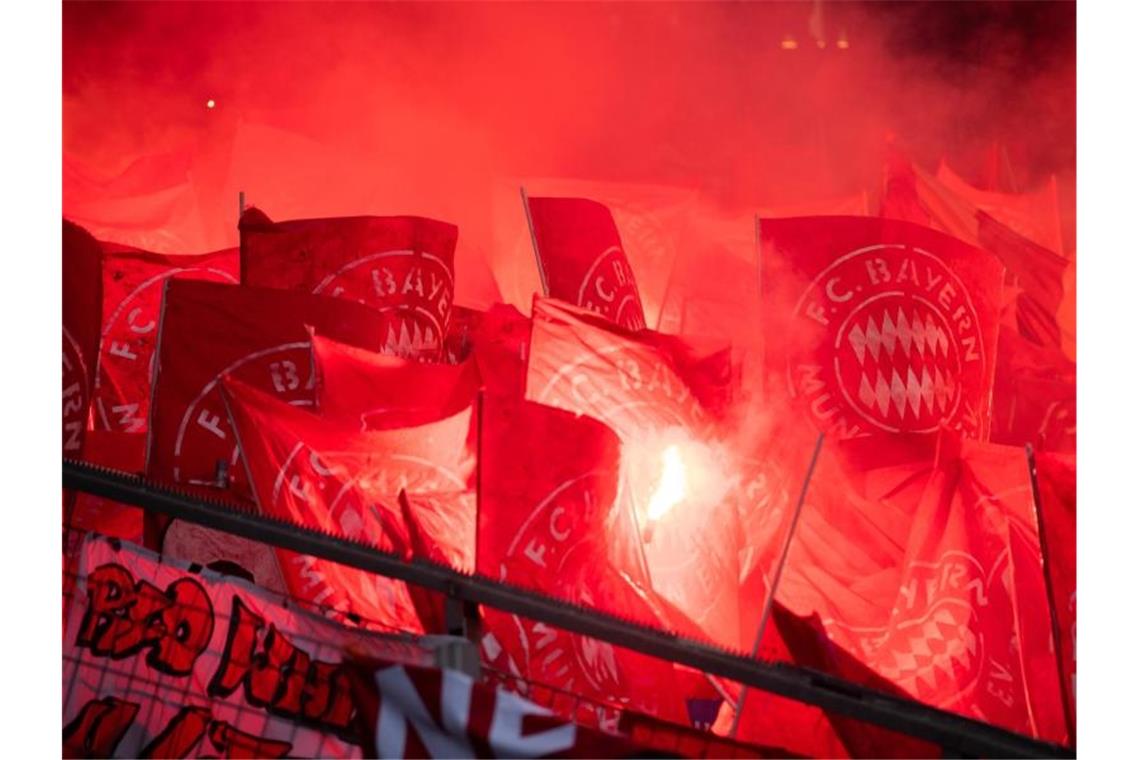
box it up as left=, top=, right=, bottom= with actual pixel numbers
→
left=146, top=280, right=391, bottom=499
left=221, top=376, right=474, bottom=632
left=311, top=332, right=479, bottom=431
left=469, top=303, right=532, bottom=400
left=93, top=245, right=238, bottom=435
left=68, top=431, right=147, bottom=543
left=1034, top=452, right=1076, bottom=736
left=991, top=325, right=1075, bottom=453
left=525, top=296, right=740, bottom=647
left=526, top=197, right=647, bottom=330
left=397, top=490, right=476, bottom=633
left=477, top=395, right=688, bottom=726
left=773, top=436, right=1068, bottom=742
left=63, top=220, right=104, bottom=458
left=239, top=207, right=458, bottom=361
left=759, top=215, right=1004, bottom=442
left=977, top=211, right=1068, bottom=349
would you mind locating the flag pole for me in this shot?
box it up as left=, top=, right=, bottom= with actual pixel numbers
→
left=1025, top=444, right=1076, bottom=743
left=520, top=186, right=550, bottom=296
left=729, top=431, right=825, bottom=739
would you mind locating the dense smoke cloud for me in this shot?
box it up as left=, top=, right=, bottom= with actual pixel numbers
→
left=63, top=1, right=1075, bottom=293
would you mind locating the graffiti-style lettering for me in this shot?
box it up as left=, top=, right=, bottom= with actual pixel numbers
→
left=63, top=697, right=139, bottom=759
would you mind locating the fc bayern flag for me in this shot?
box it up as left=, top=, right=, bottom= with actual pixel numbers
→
left=311, top=332, right=479, bottom=431
left=526, top=196, right=647, bottom=331
left=221, top=376, right=474, bottom=633
left=525, top=296, right=740, bottom=647
left=93, top=244, right=238, bottom=435
left=477, top=394, right=688, bottom=726
left=777, top=436, right=1068, bottom=743
left=240, top=207, right=458, bottom=361
left=759, top=216, right=1004, bottom=442
left=63, top=219, right=104, bottom=457
left=145, top=280, right=392, bottom=499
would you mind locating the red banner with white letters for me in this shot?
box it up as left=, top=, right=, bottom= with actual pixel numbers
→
left=759, top=215, right=1004, bottom=443
left=222, top=375, right=474, bottom=632
left=240, top=208, right=458, bottom=361
left=63, top=220, right=104, bottom=458
left=526, top=196, right=647, bottom=330
left=63, top=535, right=432, bottom=758
left=93, top=244, right=238, bottom=435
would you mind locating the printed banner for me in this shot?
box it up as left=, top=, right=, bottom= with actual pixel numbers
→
left=62, top=536, right=432, bottom=758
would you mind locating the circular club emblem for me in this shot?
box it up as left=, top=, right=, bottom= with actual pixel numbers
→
left=62, top=326, right=90, bottom=455
left=822, top=547, right=1019, bottom=718
left=96, top=267, right=236, bottom=434
left=172, top=343, right=316, bottom=489
left=498, top=474, right=631, bottom=701
left=792, top=245, right=986, bottom=437
left=577, top=247, right=646, bottom=331
left=312, top=251, right=453, bottom=359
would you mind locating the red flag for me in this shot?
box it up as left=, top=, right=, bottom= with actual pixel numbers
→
left=239, top=207, right=458, bottom=361
left=221, top=376, right=474, bottom=632
left=146, top=280, right=392, bottom=498
left=470, top=303, right=532, bottom=400
left=525, top=296, right=740, bottom=647
left=397, top=490, right=476, bottom=633
left=937, top=160, right=1065, bottom=255
left=977, top=211, right=1068, bottom=347
left=477, top=394, right=689, bottom=726
left=991, top=325, right=1075, bottom=453
left=759, top=215, right=1004, bottom=442
left=63, top=220, right=104, bottom=458
left=1034, top=452, right=1076, bottom=734
left=312, top=332, right=479, bottom=431
left=526, top=196, right=647, bottom=330
left=93, top=244, right=238, bottom=435
left=68, top=431, right=146, bottom=543
left=776, top=436, right=1067, bottom=742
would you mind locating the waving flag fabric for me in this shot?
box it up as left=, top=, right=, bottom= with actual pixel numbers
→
left=477, top=394, right=689, bottom=727
left=1034, top=451, right=1076, bottom=732
left=63, top=220, right=104, bottom=458
left=524, top=296, right=740, bottom=646
left=759, top=215, right=1004, bottom=442
left=773, top=436, right=1069, bottom=744
left=93, top=244, right=238, bottom=435
left=240, top=207, right=458, bottom=361
left=525, top=196, right=647, bottom=331
left=221, top=376, right=475, bottom=632
left=146, top=280, right=390, bottom=497
left=312, top=332, right=479, bottom=431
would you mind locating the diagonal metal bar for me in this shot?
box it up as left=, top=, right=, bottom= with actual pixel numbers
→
left=63, top=459, right=1073, bottom=758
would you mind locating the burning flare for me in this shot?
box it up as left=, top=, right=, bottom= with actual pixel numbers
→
left=647, top=444, right=687, bottom=521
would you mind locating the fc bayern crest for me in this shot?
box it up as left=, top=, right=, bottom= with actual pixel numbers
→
left=576, top=246, right=646, bottom=331
left=171, top=343, right=315, bottom=489
left=62, top=326, right=90, bottom=455
left=790, top=244, right=988, bottom=439
left=497, top=474, right=630, bottom=701
left=312, top=251, right=453, bottom=358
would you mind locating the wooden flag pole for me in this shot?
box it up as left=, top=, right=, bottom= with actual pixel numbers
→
left=1025, top=444, right=1076, bottom=744
left=520, top=186, right=550, bottom=297
left=729, top=431, right=825, bottom=739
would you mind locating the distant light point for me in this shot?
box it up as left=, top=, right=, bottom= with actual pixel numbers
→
left=206, top=99, right=216, bottom=109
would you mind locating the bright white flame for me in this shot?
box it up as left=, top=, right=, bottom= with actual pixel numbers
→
left=647, top=444, right=687, bottom=521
